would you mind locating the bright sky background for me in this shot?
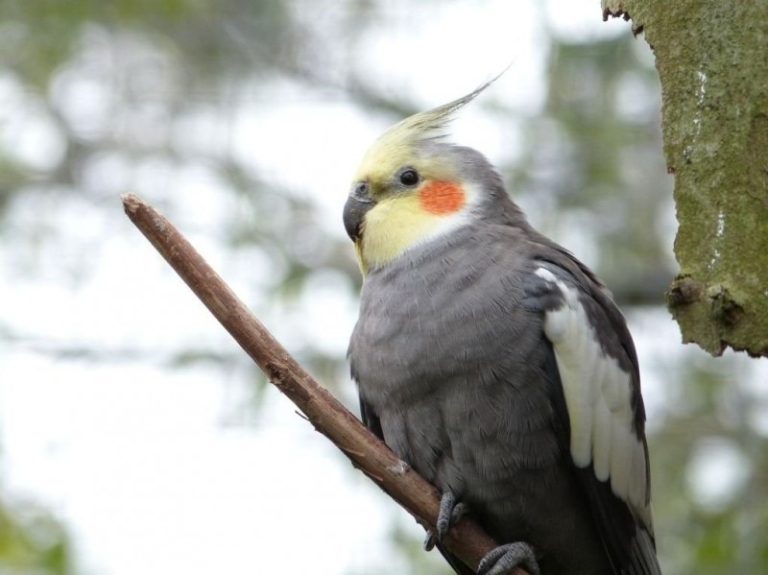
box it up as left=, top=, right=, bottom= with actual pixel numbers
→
left=1, top=1, right=766, bottom=574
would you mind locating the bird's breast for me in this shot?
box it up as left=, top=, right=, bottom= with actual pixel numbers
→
left=349, top=234, right=561, bottom=489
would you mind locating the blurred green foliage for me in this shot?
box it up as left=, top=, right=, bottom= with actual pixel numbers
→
left=0, top=495, right=71, bottom=574
left=0, top=1, right=766, bottom=574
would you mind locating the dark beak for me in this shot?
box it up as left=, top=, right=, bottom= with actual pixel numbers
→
left=343, top=186, right=375, bottom=241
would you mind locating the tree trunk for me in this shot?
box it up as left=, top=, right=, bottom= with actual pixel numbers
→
left=603, top=0, right=768, bottom=357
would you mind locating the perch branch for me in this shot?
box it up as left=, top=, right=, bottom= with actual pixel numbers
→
left=122, top=193, right=528, bottom=575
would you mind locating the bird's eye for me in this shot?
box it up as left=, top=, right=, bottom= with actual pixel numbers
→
left=354, top=182, right=369, bottom=197
left=399, top=168, right=420, bottom=187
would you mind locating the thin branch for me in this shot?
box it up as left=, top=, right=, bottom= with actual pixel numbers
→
left=122, top=193, right=529, bottom=575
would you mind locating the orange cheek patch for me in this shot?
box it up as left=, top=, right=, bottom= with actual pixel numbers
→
left=419, top=181, right=465, bottom=215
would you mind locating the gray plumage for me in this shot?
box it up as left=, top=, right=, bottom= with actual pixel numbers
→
left=347, top=146, right=661, bottom=574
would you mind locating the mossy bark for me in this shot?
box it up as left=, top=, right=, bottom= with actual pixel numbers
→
left=603, top=0, right=768, bottom=357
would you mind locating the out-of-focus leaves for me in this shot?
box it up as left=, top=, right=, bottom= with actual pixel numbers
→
left=0, top=496, right=71, bottom=575
left=649, top=351, right=768, bottom=574
left=509, top=34, right=674, bottom=305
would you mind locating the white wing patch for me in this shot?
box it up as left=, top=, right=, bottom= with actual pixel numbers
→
left=534, top=267, right=650, bottom=524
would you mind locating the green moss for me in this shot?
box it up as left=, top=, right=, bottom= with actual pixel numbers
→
left=605, top=0, right=768, bottom=356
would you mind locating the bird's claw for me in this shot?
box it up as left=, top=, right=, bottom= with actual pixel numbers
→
left=477, top=542, right=540, bottom=575
left=424, top=491, right=468, bottom=551
left=423, top=530, right=437, bottom=551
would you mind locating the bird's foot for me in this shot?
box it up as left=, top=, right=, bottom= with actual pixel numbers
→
left=477, top=542, right=540, bottom=575
left=423, top=491, right=468, bottom=551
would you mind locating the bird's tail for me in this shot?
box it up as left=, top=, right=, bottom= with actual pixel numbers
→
left=627, top=528, right=662, bottom=575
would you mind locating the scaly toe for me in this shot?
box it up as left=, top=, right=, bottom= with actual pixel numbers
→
left=477, top=542, right=540, bottom=575
left=427, top=491, right=470, bottom=551
left=435, top=491, right=458, bottom=541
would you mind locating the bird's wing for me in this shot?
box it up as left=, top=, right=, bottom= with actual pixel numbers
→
left=524, top=260, right=661, bottom=575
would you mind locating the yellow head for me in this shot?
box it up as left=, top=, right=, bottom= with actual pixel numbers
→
left=343, top=78, right=502, bottom=275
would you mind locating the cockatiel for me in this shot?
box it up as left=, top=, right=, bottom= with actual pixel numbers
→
left=344, top=78, right=661, bottom=575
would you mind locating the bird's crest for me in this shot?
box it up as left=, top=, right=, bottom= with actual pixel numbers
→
left=357, top=70, right=507, bottom=182
left=379, top=71, right=505, bottom=149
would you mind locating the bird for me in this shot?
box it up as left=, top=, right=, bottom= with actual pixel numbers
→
left=343, top=77, right=662, bottom=575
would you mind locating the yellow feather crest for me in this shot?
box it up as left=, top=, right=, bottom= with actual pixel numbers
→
left=356, top=71, right=507, bottom=182
left=389, top=75, right=499, bottom=143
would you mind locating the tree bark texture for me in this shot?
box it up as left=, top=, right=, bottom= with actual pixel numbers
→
left=603, top=0, right=768, bottom=357
left=121, top=194, right=528, bottom=575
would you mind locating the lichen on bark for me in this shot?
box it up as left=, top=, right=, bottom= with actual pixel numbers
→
left=603, top=0, right=768, bottom=357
